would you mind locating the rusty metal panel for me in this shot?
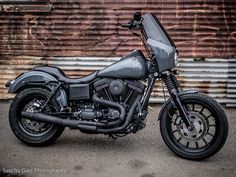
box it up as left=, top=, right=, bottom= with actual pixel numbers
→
left=151, top=58, right=230, bottom=103
left=0, top=0, right=236, bottom=106
left=227, top=59, right=236, bottom=107
left=1, top=56, right=235, bottom=107
left=0, top=4, right=52, bottom=12
left=0, top=0, right=236, bottom=57
left=0, top=0, right=47, bottom=4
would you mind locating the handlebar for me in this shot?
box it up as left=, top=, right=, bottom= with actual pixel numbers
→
left=120, top=20, right=142, bottom=30
left=121, top=23, right=132, bottom=29
left=118, top=12, right=142, bottom=30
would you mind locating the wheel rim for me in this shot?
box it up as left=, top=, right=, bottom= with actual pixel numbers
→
left=17, top=96, right=56, bottom=137
left=167, top=101, right=218, bottom=153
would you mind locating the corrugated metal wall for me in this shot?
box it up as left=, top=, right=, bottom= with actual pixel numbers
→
left=0, top=0, right=236, bottom=106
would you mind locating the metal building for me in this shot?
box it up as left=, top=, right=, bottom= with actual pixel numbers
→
left=0, top=0, right=235, bottom=106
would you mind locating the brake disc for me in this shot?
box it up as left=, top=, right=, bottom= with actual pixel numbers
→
left=177, top=111, right=208, bottom=141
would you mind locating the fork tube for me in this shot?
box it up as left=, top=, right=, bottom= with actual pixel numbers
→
left=162, top=74, right=194, bottom=130
left=141, top=75, right=155, bottom=110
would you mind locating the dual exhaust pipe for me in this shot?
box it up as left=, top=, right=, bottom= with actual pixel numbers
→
left=21, top=94, right=141, bottom=134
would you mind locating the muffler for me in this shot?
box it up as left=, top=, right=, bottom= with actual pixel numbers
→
left=21, top=111, right=97, bottom=131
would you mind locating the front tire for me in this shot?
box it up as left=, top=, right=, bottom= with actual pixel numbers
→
left=9, top=88, right=65, bottom=146
left=160, top=92, right=228, bottom=160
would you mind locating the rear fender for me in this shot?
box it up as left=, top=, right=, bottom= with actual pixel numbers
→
left=8, top=71, right=68, bottom=108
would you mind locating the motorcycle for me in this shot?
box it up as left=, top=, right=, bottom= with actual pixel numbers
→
left=6, top=12, right=228, bottom=160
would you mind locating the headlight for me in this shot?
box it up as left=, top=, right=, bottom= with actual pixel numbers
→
left=174, top=51, right=178, bottom=66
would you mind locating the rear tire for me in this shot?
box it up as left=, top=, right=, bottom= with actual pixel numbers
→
left=160, top=92, right=228, bottom=160
left=9, top=88, right=65, bottom=146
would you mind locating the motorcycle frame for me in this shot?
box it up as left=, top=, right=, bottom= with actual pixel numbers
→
left=15, top=62, right=192, bottom=130
left=6, top=13, right=194, bottom=131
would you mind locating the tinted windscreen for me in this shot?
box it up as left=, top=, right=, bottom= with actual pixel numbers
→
left=142, top=13, right=175, bottom=47
left=141, top=13, right=177, bottom=72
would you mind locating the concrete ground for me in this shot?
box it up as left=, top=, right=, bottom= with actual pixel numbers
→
left=0, top=101, right=235, bottom=177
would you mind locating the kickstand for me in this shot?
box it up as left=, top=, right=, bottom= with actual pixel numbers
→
left=148, top=105, right=154, bottom=111
left=109, top=134, right=118, bottom=139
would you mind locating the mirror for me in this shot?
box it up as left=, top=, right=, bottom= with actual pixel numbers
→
left=134, top=12, right=142, bottom=21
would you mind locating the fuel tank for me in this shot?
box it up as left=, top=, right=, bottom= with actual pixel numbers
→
left=97, top=50, right=147, bottom=79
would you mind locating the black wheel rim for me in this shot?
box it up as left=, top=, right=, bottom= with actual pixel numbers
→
left=17, top=94, right=56, bottom=137
left=167, top=100, right=219, bottom=153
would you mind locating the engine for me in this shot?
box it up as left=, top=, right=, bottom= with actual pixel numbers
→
left=92, top=78, right=144, bottom=120
left=75, top=78, right=145, bottom=123
left=70, top=78, right=145, bottom=135
left=94, top=78, right=145, bottom=105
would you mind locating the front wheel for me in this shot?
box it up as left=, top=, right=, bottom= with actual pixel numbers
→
left=160, top=92, right=228, bottom=160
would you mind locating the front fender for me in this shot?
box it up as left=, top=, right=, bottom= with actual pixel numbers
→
left=158, top=90, right=199, bottom=120
left=7, top=71, right=68, bottom=108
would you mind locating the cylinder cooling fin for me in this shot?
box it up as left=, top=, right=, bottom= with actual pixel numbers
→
left=93, top=78, right=145, bottom=105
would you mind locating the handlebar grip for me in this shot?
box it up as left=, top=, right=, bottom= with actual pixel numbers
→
left=121, top=23, right=132, bottom=28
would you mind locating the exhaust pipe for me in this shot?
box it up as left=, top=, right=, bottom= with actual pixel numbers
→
left=96, top=95, right=141, bottom=133
left=21, top=111, right=96, bottom=131
left=92, top=93, right=126, bottom=127
left=22, top=94, right=141, bottom=133
left=21, top=93, right=127, bottom=132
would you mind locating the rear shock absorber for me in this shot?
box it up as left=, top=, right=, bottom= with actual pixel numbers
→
left=40, top=82, right=62, bottom=111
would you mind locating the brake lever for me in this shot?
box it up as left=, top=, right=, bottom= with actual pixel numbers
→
left=132, top=20, right=142, bottom=30
left=117, top=20, right=134, bottom=29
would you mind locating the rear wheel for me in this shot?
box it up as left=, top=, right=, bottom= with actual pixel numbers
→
left=9, top=88, right=65, bottom=146
left=160, top=92, right=228, bottom=160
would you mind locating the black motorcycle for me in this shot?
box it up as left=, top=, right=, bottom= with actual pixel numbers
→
left=6, top=12, right=228, bottom=160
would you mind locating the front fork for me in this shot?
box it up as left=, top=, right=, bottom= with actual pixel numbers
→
left=162, top=71, right=194, bottom=131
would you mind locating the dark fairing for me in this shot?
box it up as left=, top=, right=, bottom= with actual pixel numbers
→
left=142, top=13, right=177, bottom=73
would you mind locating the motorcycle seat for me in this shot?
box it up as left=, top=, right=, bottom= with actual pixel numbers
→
left=33, top=66, right=98, bottom=84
